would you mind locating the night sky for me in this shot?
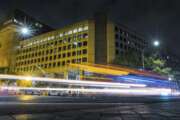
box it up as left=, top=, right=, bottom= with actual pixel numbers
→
left=0, top=0, right=180, bottom=57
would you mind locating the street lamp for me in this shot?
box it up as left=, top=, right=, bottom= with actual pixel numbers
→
left=19, top=26, right=32, bottom=37
left=153, top=40, right=160, bottom=47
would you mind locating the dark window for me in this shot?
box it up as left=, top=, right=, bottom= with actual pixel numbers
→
left=115, top=34, right=119, bottom=39
left=68, top=37, right=71, bottom=42
left=77, top=50, right=81, bottom=55
left=42, top=57, right=44, bottom=62
left=53, top=62, right=56, bottom=67
left=115, top=42, right=119, bottom=47
left=72, top=51, right=76, bottom=56
left=78, top=42, right=82, bottom=47
left=83, top=41, right=87, bottom=46
left=116, top=49, right=119, bottom=55
left=58, top=47, right=61, bottom=52
left=50, top=49, right=53, bottom=54
left=82, top=57, right=87, bottom=62
left=68, top=45, right=71, bottom=49
left=82, top=49, right=87, bottom=54
left=59, top=40, right=62, bottom=44
left=57, top=62, right=61, bottom=66
left=54, top=55, right=56, bottom=60
left=58, top=54, right=61, bottom=58
left=50, top=56, right=52, bottom=60
left=67, top=52, right=71, bottom=57
left=46, top=50, right=49, bottom=54
left=63, top=53, right=66, bottom=58
left=62, top=61, right=65, bottom=66
left=115, top=26, right=119, bottom=32
left=63, top=46, right=66, bottom=50
left=49, top=63, right=51, bottom=68
left=83, top=33, right=88, bottom=38
left=72, top=59, right=76, bottom=63
left=67, top=60, right=70, bottom=64
left=55, top=41, right=58, bottom=45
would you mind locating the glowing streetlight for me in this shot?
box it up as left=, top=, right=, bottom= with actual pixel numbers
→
left=19, top=26, right=32, bottom=36
left=153, top=40, right=160, bottom=47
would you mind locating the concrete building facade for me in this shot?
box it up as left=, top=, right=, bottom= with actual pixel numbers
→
left=0, top=10, right=147, bottom=78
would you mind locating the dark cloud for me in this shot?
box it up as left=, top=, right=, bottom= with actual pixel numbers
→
left=0, top=0, right=180, bottom=57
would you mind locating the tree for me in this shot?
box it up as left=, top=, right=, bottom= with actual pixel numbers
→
left=145, top=55, right=172, bottom=76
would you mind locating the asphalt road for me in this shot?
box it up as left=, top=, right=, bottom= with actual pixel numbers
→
left=0, top=95, right=180, bottom=120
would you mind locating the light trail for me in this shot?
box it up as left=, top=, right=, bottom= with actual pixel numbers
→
left=1, top=86, right=173, bottom=96
left=0, top=74, right=146, bottom=88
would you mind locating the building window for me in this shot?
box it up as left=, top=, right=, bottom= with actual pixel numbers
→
left=77, top=50, right=81, bottom=55
left=72, top=51, right=76, bottom=56
left=50, top=49, right=53, bottom=54
left=67, top=52, right=71, bottom=57
left=58, top=47, right=61, bottom=52
left=58, top=54, right=61, bottom=58
left=72, top=59, right=76, bottom=63
left=57, top=62, right=61, bottom=66
left=50, top=56, right=52, bottom=60
left=62, top=61, right=65, bottom=66
left=63, top=46, right=66, bottom=50
left=62, top=53, right=66, bottom=58
left=54, top=55, right=57, bottom=60
left=84, top=26, right=88, bottom=31
left=49, top=63, right=52, bottom=68
left=82, top=49, right=87, bottom=54
left=53, top=62, right=56, bottom=67
left=115, top=34, right=119, bottom=39
left=78, top=42, right=82, bottom=47
left=116, top=49, right=119, bottom=55
left=83, top=41, right=87, bottom=46
left=82, top=57, right=87, bottom=62
left=115, top=42, right=119, bottom=47
left=68, top=45, right=71, bottom=50
left=83, top=33, right=88, bottom=38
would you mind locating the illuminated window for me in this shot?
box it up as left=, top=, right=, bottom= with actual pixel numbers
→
left=83, top=33, right=88, bottom=38
left=59, top=33, right=63, bottom=37
left=68, top=30, right=72, bottom=35
left=73, top=29, right=77, bottom=33
left=78, top=27, right=83, bottom=32
left=84, top=26, right=88, bottom=31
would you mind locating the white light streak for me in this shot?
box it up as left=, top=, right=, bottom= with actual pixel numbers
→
left=1, top=86, right=173, bottom=96
left=0, top=74, right=146, bottom=88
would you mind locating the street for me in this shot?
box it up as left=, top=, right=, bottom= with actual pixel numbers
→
left=0, top=95, right=180, bottom=120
